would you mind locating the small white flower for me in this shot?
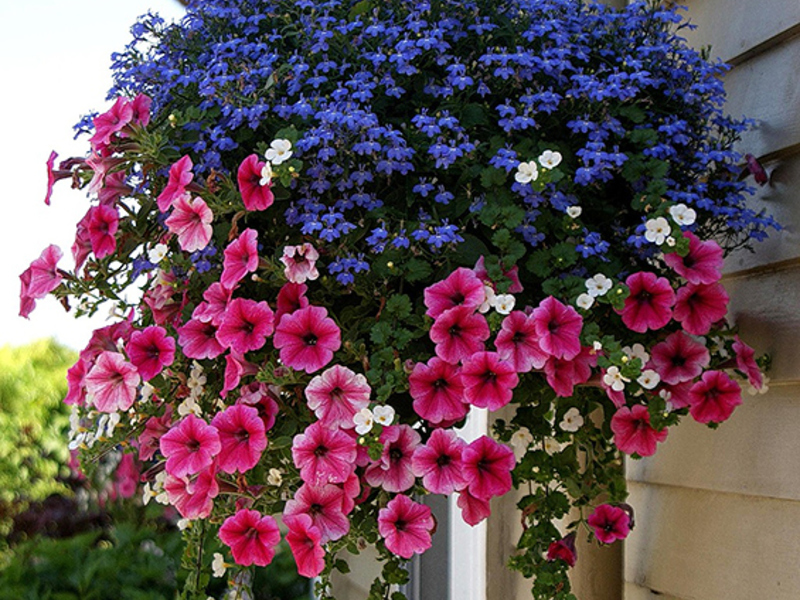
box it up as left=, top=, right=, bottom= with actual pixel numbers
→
left=259, top=161, right=273, bottom=186
left=373, top=405, right=395, bottom=426
left=105, top=412, right=121, bottom=437
left=637, top=369, right=661, bottom=389
left=177, top=518, right=191, bottom=531
left=559, top=407, right=584, bottom=432
left=585, top=273, right=613, bottom=297
left=538, top=149, right=563, bottom=169
left=665, top=236, right=676, bottom=247
left=510, top=427, right=534, bottom=458
left=353, top=408, right=375, bottom=435
left=140, top=382, right=155, bottom=402
left=644, top=217, right=670, bottom=245
left=576, top=293, right=594, bottom=310
left=514, top=160, right=539, bottom=184
left=148, top=243, right=169, bottom=264
left=494, top=293, right=515, bottom=315
left=142, top=482, right=156, bottom=506
left=267, top=468, right=283, bottom=486
left=543, top=437, right=562, bottom=455
left=178, top=396, right=202, bottom=417
left=603, top=366, right=630, bottom=392
left=623, top=343, right=650, bottom=364
left=592, top=341, right=603, bottom=352
left=669, top=203, right=697, bottom=226
left=212, top=553, right=228, bottom=578
left=265, top=139, right=293, bottom=165
left=566, top=205, right=582, bottom=218
left=478, top=284, right=496, bottom=314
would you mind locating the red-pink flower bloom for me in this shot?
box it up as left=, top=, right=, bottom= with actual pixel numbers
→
left=192, top=282, right=233, bottom=326
left=408, top=357, right=468, bottom=425
left=284, top=514, right=326, bottom=578
left=461, top=351, right=519, bottom=410
left=619, top=271, right=676, bottom=333
left=292, top=422, right=357, bottom=485
left=44, top=150, right=69, bottom=206
left=732, top=336, right=763, bottom=390
left=84, top=351, right=140, bottom=413
left=98, top=171, right=133, bottom=206
left=424, top=267, right=486, bottom=319
left=164, top=465, right=219, bottom=519
left=494, top=311, right=548, bottom=372
left=160, top=414, right=221, bottom=478
left=18, top=268, right=36, bottom=318
left=130, top=93, right=152, bottom=127
left=219, top=509, right=281, bottom=567
left=143, top=270, right=187, bottom=326
left=473, top=256, right=523, bottom=293
left=138, top=407, right=172, bottom=462
left=587, top=504, right=630, bottom=544
left=221, top=228, right=259, bottom=289
left=126, top=325, right=175, bottom=381
left=157, top=155, right=194, bottom=212
left=211, top=404, right=267, bottom=474
left=65, top=358, right=89, bottom=406
left=544, top=348, right=597, bottom=397
left=457, top=488, right=491, bottom=525
left=221, top=350, right=258, bottom=399
left=80, top=321, right=134, bottom=362
left=412, top=428, right=467, bottom=494
left=430, top=306, right=490, bottom=364
left=663, top=231, right=723, bottom=285
left=274, top=305, right=341, bottom=374
left=462, top=435, right=515, bottom=500
left=90, top=97, right=133, bottom=149
left=177, top=318, right=225, bottom=359
left=72, top=211, right=93, bottom=271
left=649, top=332, right=710, bottom=385
left=281, top=243, right=320, bottom=284
left=688, top=370, right=742, bottom=424
left=531, top=296, right=583, bottom=360
left=659, top=381, right=693, bottom=409
left=238, top=382, right=280, bottom=431
left=610, top=405, right=668, bottom=457
left=546, top=533, right=577, bottom=567
left=378, top=494, right=435, bottom=559
left=275, top=282, right=310, bottom=323
left=365, top=425, right=421, bottom=493
left=87, top=204, right=119, bottom=258
left=283, top=482, right=350, bottom=542
left=216, top=298, right=275, bottom=354
left=24, top=244, right=63, bottom=299
left=237, top=154, right=274, bottom=211
left=111, top=453, right=139, bottom=500
left=165, top=195, right=213, bottom=252
left=673, top=282, right=729, bottom=336
left=305, top=365, right=371, bottom=429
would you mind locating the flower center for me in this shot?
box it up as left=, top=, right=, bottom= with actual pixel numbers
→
left=314, top=444, right=329, bottom=457
left=304, top=333, right=318, bottom=346
left=436, top=454, right=451, bottom=467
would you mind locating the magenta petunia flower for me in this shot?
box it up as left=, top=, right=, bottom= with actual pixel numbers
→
left=411, top=428, right=468, bottom=495
left=461, top=351, right=519, bottom=410
left=126, top=325, right=176, bottom=381
left=688, top=370, right=742, bottom=424
left=84, top=351, right=141, bottom=413
left=611, top=404, right=668, bottom=457
left=219, top=509, right=281, bottom=567
left=130, top=93, right=152, bottom=127
left=378, top=494, right=436, bottom=559
left=137, top=406, right=172, bottom=462
left=305, top=365, right=371, bottom=429
left=25, top=244, right=63, bottom=299
left=364, top=425, right=421, bottom=493
left=221, top=228, right=259, bottom=290
left=45, top=150, right=64, bottom=206
left=543, top=348, right=597, bottom=397
left=64, top=358, right=88, bottom=407
left=221, top=350, right=258, bottom=399
left=157, top=155, right=194, bottom=212
left=192, top=282, right=233, bottom=326
left=90, top=97, right=133, bottom=149
left=164, top=465, right=219, bottom=519
left=72, top=210, right=93, bottom=271
left=165, top=194, right=213, bottom=252
left=663, top=231, right=723, bottom=285
left=238, top=382, right=280, bottom=431
left=216, top=297, right=275, bottom=354
left=292, top=421, right=357, bottom=485
left=462, top=435, right=515, bottom=500
left=619, top=271, right=675, bottom=333
left=18, top=268, right=36, bottom=318
left=274, top=305, right=341, bottom=374
left=546, top=533, right=577, bottom=567
left=275, top=282, right=310, bottom=323
left=281, top=243, right=320, bottom=284
left=473, top=256, right=523, bottom=293
left=408, top=357, right=468, bottom=425
left=732, top=335, right=763, bottom=390
left=284, top=514, right=326, bottom=578
left=177, top=318, right=226, bottom=360
left=159, top=414, right=221, bottom=478
left=659, top=380, right=693, bottom=409
left=98, top=171, right=133, bottom=206
left=494, top=310, right=548, bottom=373
left=456, top=488, right=491, bottom=526
left=237, top=154, right=275, bottom=211
left=424, top=267, right=486, bottom=319
left=87, top=204, right=119, bottom=259
left=429, top=306, right=490, bottom=364
left=673, top=282, right=729, bottom=335
left=587, top=504, right=630, bottom=544
left=283, top=482, right=350, bottom=542
left=80, top=321, right=134, bottom=362
left=649, top=332, right=710, bottom=385
left=531, top=296, right=583, bottom=360
left=211, top=404, right=267, bottom=474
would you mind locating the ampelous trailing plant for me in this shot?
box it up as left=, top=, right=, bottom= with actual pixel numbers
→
left=21, top=0, right=776, bottom=598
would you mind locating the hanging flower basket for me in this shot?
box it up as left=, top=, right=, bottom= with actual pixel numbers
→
left=22, top=0, right=777, bottom=598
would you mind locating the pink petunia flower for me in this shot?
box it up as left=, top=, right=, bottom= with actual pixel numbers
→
left=98, top=170, right=133, bottom=206
left=408, top=357, right=468, bottom=425
left=90, top=97, right=133, bottom=149
left=424, top=267, right=486, bottom=319
left=531, top=296, right=583, bottom=360
left=281, top=243, right=320, bottom=284
left=494, top=310, right=548, bottom=372
left=292, top=422, right=357, bottom=485
left=732, top=336, right=763, bottom=390
left=237, top=154, right=274, bottom=211
left=284, top=514, right=326, bottom=578
left=211, top=404, right=267, bottom=474
left=72, top=210, right=93, bottom=271
left=610, top=404, right=668, bottom=457
left=688, top=370, right=742, bottom=424
left=378, top=494, right=435, bottom=559
left=543, top=348, right=597, bottom=397
left=283, top=482, right=350, bottom=542
left=619, top=271, right=675, bottom=333
left=130, top=93, right=152, bottom=127
left=305, top=365, right=371, bottom=429
left=159, top=414, right=221, bottom=478
left=673, top=282, right=729, bottom=336
left=80, top=321, right=134, bottom=362
left=87, top=204, right=119, bottom=259
left=177, top=318, right=225, bottom=359
left=64, top=358, right=89, bottom=406
left=461, top=435, right=515, bottom=500
left=429, top=306, right=490, bottom=364
left=165, top=194, right=213, bottom=252
left=18, top=268, right=36, bottom=318
left=364, top=425, right=421, bottom=493
left=164, top=465, right=219, bottom=519
left=473, top=256, right=523, bottom=293
left=456, top=488, right=491, bottom=526
left=25, top=244, right=63, bottom=299
left=461, top=351, right=519, bottom=410
left=216, top=298, right=275, bottom=354
left=45, top=150, right=70, bottom=206
left=192, top=282, right=233, bottom=326
left=659, top=381, right=693, bottom=410
left=238, top=382, right=280, bottom=431
left=219, top=509, right=281, bottom=567
left=587, top=504, right=630, bottom=544
left=126, top=325, right=176, bottom=381
left=221, top=228, right=259, bottom=290
left=157, top=155, right=194, bottom=212
left=411, top=428, right=468, bottom=495
left=275, top=282, right=310, bottom=323
left=547, top=533, right=577, bottom=567
left=649, top=332, right=710, bottom=385
left=663, top=231, right=724, bottom=285
left=84, top=351, right=140, bottom=413
left=274, top=305, right=341, bottom=374
left=143, top=270, right=187, bottom=327
left=221, top=350, right=258, bottom=399
left=138, top=407, right=172, bottom=462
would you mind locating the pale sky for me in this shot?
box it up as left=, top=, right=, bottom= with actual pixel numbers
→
left=0, top=0, right=186, bottom=350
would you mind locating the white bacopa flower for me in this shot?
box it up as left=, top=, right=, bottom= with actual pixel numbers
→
left=212, top=553, right=228, bottom=578
left=494, top=293, right=516, bottom=315
left=592, top=341, right=603, bottom=352
left=603, top=366, right=630, bottom=392
left=140, top=382, right=155, bottom=402
left=267, top=468, right=283, bottom=486
left=177, top=518, right=192, bottom=531
left=559, top=407, right=584, bottom=432
left=259, top=161, right=273, bottom=186
left=585, top=273, right=613, bottom=297
left=178, top=396, right=202, bottom=417
left=566, top=205, right=582, bottom=218
left=373, top=404, right=395, bottom=426
left=543, top=437, right=562, bottom=455
left=669, top=203, right=697, bottom=226
left=510, top=427, right=534, bottom=458
left=637, top=369, right=661, bottom=389
left=623, top=343, right=650, bottom=364
left=644, top=216, right=670, bottom=245
left=353, top=408, right=375, bottom=435
left=538, top=149, right=563, bottom=169
left=665, top=236, right=676, bottom=247
left=576, top=292, right=594, bottom=310
left=514, top=160, right=539, bottom=184
left=265, top=138, right=293, bottom=165
left=147, top=243, right=169, bottom=264
left=478, top=284, right=496, bottom=314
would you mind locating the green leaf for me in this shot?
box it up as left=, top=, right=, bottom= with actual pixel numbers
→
left=385, top=294, right=412, bottom=319
left=404, top=258, right=432, bottom=283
